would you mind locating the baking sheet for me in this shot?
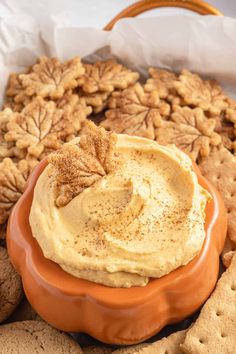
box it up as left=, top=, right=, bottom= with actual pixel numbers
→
left=0, top=1, right=235, bottom=347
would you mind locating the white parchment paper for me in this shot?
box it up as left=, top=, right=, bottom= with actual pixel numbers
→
left=0, top=3, right=236, bottom=105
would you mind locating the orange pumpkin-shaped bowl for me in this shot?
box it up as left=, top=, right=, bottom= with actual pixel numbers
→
left=7, top=158, right=227, bottom=345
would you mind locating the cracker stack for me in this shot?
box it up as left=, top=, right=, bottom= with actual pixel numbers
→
left=1, top=56, right=236, bottom=353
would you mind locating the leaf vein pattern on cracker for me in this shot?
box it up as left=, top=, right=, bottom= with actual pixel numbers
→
left=48, top=122, right=117, bottom=207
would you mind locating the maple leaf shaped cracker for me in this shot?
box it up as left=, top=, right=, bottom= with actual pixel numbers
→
left=155, top=107, right=221, bottom=161
left=5, top=97, right=74, bottom=160
left=225, top=98, right=236, bottom=127
left=77, top=60, right=139, bottom=94
left=0, top=158, right=36, bottom=224
left=3, top=97, right=31, bottom=113
left=5, top=66, right=33, bottom=104
left=0, top=109, right=16, bottom=161
left=4, top=66, right=34, bottom=112
left=78, top=90, right=111, bottom=114
left=100, top=83, right=170, bottom=140
left=19, top=56, right=84, bottom=100
left=144, top=68, right=178, bottom=99
left=49, top=121, right=117, bottom=207
left=56, top=90, right=92, bottom=131
left=0, top=108, right=26, bottom=161
left=174, top=69, right=227, bottom=115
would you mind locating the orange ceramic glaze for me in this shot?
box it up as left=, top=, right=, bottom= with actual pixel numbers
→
left=7, top=159, right=227, bottom=345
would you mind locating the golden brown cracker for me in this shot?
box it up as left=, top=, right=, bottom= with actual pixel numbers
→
left=221, top=237, right=236, bottom=268
left=113, top=330, right=186, bottom=353
left=19, top=56, right=84, bottom=100
left=144, top=68, right=177, bottom=99
left=155, top=106, right=221, bottom=161
left=0, top=321, right=82, bottom=353
left=174, top=69, right=227, bottom=115
left=199, top=147, right=236, bottom=243
left=79, top=90, right=111, bottom=114
left=222, top=251, right=236, bottom=268
left=111, top=344, right=149, bottom=353
left=225, top=98, right=236, bottom=127
left=3, top=96, right=32, bottom=113
left=5, top=97, right=75, bottom=160
left=0, top=108, right=26, bottom=161
left=0, top=247, right=23, bottom=323
left=48, top=122, right=116, bottom=207
left=101, top=83, right=169, bottom=140
left=0, top=158, right=34, bottom=224
left=213, top=114, right=235, bottom=151
left=56, top=90, right=92, bottom=131
left=181, top=254, right=236, bottom=354
left=77, top=60, right=139, bottom=94
left=5, top=73, right=31, bottom=105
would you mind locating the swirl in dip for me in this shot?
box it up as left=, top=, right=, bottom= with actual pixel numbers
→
left=29, top=132, right=210, bottom=288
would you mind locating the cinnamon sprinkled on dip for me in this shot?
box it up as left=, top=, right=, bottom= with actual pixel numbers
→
left=29, top=129, right=210, bottom=288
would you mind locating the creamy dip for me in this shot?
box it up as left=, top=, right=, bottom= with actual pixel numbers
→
left=29, top=135, right=210, bottom=287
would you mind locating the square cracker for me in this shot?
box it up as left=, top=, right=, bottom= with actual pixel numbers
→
left=223, top=250, right=236, bottom=268
left=199, top=147, right=236, bottom=244
left=112, top=330, right=186, bottom=353
left=221, top=237, right=236, bottom=268
left=181, top=254, right=236, bottom=354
